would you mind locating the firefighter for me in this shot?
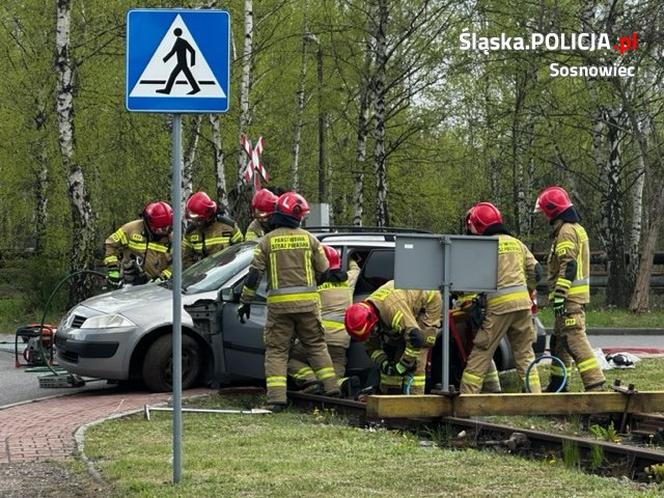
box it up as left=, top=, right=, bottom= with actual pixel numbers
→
left=287, top=245, right=361, bottom=395
left=452, top=293, right=502, bottom=393
left=244, top=188, right=278, bottom=241
left=104, top=201, right=173, bottom=286
left=534, top=186, right=605, bottom=392
left=459, top=202, right=542, bottom=394
left=238, top=192, right=340, bottom=411
left=183, top=191, right=243, bottom=269
left=344, top=281, right=442, bottom=395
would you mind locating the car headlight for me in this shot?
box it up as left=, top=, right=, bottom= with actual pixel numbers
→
left=80, top=314, right=136, bottom=329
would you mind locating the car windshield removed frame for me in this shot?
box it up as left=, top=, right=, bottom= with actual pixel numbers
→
left=181, top=242, right=256, bottom=293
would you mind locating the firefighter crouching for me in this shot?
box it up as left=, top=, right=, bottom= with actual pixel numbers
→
left=288, top=245, right=361, bottom=396
left=238, top=192, right=340, bottom=411
left=460, top=202, right=542, bottom=394
left=244, top=188, right=279, bottom=241
left=534, top=186, right=605, bottom=392
left=183, top=191, right=243, bottom=269
left=104, top=201, right=173, bottom=286
left=345, top=281, right=442, bottom=395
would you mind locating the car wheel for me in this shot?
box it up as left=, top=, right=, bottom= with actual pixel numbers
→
left=142, top=334, right=202, bottom=392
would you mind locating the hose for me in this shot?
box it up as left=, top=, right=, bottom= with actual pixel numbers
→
left=37, top=269, right=106, bottom=376
left=525, top=354, right=567, bottom=393
left=403, top=374, right=414, bottom=395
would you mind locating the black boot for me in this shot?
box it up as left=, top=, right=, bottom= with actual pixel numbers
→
left=543, top=375, right=568, bottom=393
left=260, top=402, right=287, bottom=413
left=340, top=376, right=361, bottom=398
left=300, top=380, right=323, bottom=394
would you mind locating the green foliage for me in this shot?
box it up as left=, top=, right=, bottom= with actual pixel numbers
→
left=590, top=422, right=621, bottom=444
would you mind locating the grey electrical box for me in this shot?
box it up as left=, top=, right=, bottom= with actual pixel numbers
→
left=394, top=234, right=498, bottom=292
left=305, top=203, right=330, bottom=227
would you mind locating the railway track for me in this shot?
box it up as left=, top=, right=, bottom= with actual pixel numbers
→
left=287, top=391, right=664, bottom=482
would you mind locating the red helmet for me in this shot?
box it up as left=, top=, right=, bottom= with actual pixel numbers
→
left=534, top=186, right=573, bottom=221
left=344, top=302, right=379, bottom=342
left=322, top=244, right=341, bottom=271
left=276, top=192, right=310, bottom=222
left=251, top=189, right=278, bottom=220
left=143, top=201, right=173, bottom=236
left=466, top=202, right=502, bottom=235
left=186, top=192, right=217, bottom=222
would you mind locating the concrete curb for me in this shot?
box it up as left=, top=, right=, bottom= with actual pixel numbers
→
left=74, top=391, right=216, bottom=484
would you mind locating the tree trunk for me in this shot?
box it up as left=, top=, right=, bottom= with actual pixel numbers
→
left=182, top=115, right=203, bottom=206
left=372, top=0, right=389, bottom=228
left=55, top=0, right=96, bottom=305
left=316, top=43, right=326, bottom=204
left=32, top=91, right=49, bottom=254
left=631, top=190, right=664, bottom=312
left=628, top=129, right=646, bottom=288
left=291, top=27, right=309, bottom=191
left=602, top=110, right=629, bottom=306
left=209, top=114, right=229, bottom=212
left=236, top=0, right=253, bottom=192
left=353, top=82, right=370, bottom=227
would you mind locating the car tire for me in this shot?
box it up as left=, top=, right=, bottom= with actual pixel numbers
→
left=142, top=334, right=202, bottom=392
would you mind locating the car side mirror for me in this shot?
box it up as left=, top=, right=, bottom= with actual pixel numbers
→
left=219, top=287, right=241, bottom=303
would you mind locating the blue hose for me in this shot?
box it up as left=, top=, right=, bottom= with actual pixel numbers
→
left=403, top=375, right=414, bottom=395
left=525, top=355, right=567, bottom=393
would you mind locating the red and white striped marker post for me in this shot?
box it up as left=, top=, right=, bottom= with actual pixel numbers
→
left=241, top=135, right=269, bottom=190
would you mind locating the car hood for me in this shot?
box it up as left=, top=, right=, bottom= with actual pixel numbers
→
left=81, top=284, right=174, bottom=314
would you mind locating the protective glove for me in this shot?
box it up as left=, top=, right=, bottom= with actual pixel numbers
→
left=552, top=296, right=566, bottom=318
left=380, top=360, right=397, bottom=376
left=394, top=360, right=413, bottom=376
left=106, top=269, right=122, bottom=287
left=406, top=328, right=426, bottom=348
left=238, top=303, right=251, bottom=323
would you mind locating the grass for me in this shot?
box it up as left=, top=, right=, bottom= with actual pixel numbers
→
left=537, top=308, right=664, bottom=329
left=489, top=358, right=664, bottom=435
left=83, top=394, right=664, bottom=498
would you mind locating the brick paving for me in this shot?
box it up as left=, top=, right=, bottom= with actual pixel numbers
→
left=0, top=388, right=213, bottom=463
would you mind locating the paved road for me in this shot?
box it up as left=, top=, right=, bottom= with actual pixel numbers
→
left=0, top=334, right=116, bottom=407
left=589, top=334, right=664, bottom=351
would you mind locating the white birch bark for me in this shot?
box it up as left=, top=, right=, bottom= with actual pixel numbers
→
left=182, top=115, right=203, bottom=206
left=353, top=82, right=370, bottom=227
left=236, top=0, right=253, bottom=191
left=372, top=0, right=389, bottom=227
left=55, top=0, right=96, bottom=304
left=291, top=27, right=310, bottom=191
left=628, top=118, right=647, bottom=287
left=209, top=114, right=229, bottom=211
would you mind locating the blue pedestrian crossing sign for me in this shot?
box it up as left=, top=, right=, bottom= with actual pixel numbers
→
left=126, top=9, right=230, bottom=113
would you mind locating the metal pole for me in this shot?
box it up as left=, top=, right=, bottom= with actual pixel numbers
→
left=441, top=237, right=451, bottom=392
left=171, top=113, right=183, bottom=484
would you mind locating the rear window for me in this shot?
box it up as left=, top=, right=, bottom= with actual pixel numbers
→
left=354, top=249, right=394, bottom=294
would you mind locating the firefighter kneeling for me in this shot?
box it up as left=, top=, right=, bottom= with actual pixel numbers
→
left=345, top=281, right=442, bottom=395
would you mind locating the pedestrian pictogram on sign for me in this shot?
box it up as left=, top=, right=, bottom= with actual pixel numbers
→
left=126, top=9, right=230, bottom=113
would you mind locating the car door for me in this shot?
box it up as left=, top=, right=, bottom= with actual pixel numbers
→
left=221, top=275, right=268, bottom=380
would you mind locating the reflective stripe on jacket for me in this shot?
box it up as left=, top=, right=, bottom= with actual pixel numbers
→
left=241, top=227, right=329, bottom=312
left=183, top=220, right=243, bottom=268
left=244, top=219, right=265, bottom=241
left=365, top=281, right=442, bottom=367
left=547, top=221, right=590, bottom=304
left=104, top=219, right=171, bottom=279
left=485, top=234, right=537, bottom=314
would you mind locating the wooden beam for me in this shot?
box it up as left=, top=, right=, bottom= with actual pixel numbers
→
left=366, top=392, right=664, bottom=419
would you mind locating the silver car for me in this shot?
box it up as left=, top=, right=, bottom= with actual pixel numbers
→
left=56, top=232, right=545, bottom=392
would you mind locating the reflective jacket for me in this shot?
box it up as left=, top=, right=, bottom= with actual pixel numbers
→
left=183, top=219, right=243, bottom=269
left=547, top=220, right=590, bottom=305
left=485, top=234, right=538, bottom=314
left=319, top=260, right=360, bottom=348
left=241, top=227, right=328, bottom=312
left=244, top=219, right=265, bottom=241
left=365, top=281, right=442, bottom=368
left=104, top=219, right=172, bottom=280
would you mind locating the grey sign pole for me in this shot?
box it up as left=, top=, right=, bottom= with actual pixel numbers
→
left=441, top=237, right=451, bottom=392
left=171, top=114, right=183, bottom=484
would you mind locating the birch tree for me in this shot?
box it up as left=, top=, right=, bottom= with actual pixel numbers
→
left=55, top=0, right=96, bottom=304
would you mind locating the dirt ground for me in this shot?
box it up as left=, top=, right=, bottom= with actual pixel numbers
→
left=0, top=461, right=109, bottom=498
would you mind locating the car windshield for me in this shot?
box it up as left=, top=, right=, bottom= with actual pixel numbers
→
left=181, top=242, right=256, bottom=294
